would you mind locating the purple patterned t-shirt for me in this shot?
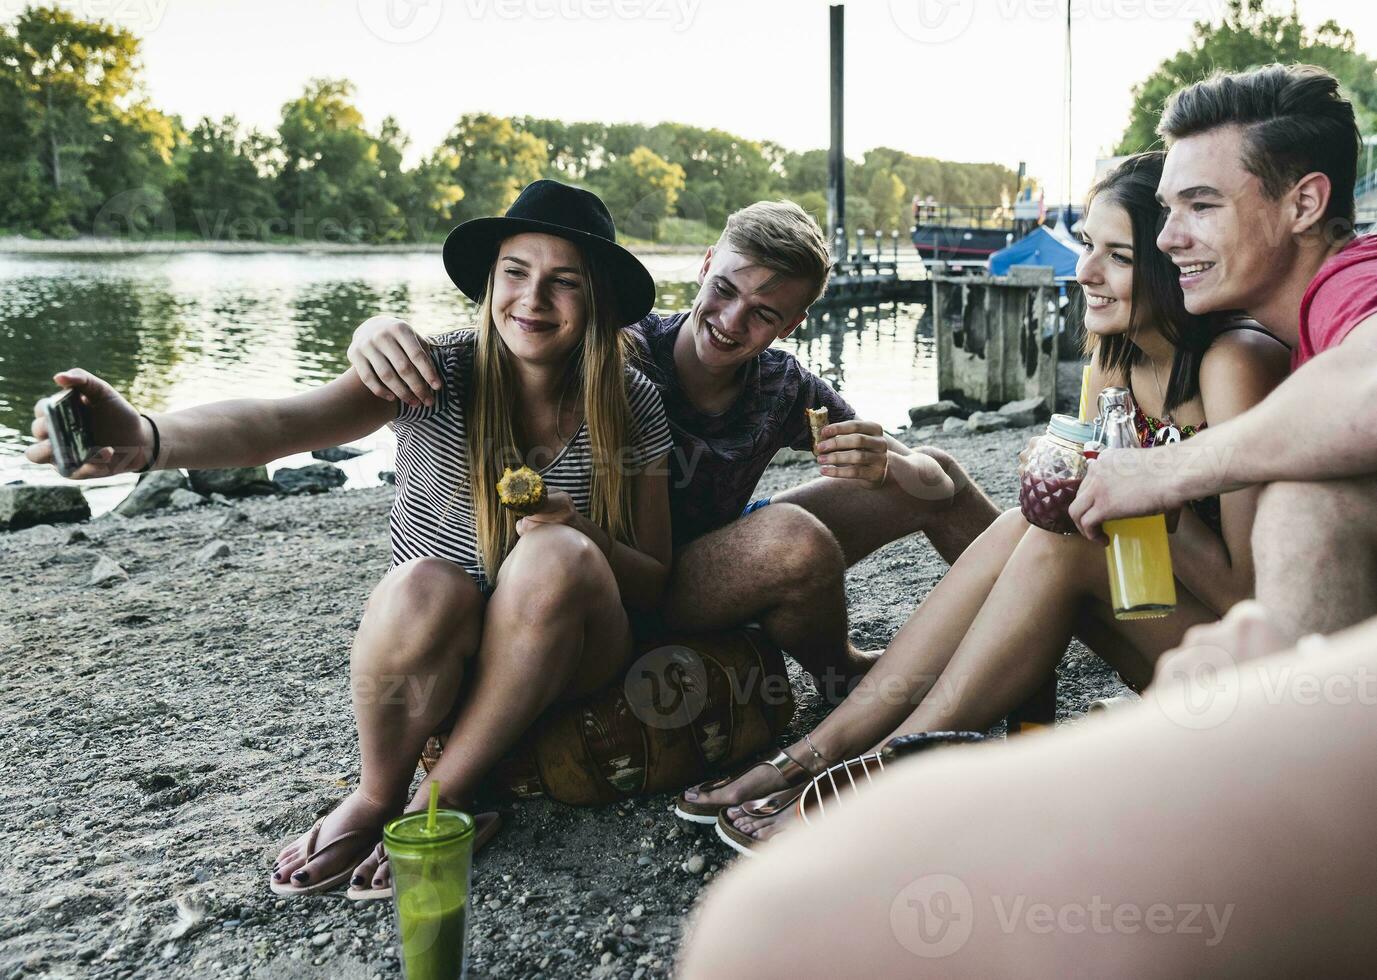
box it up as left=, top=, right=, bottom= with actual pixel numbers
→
left=626, top=312, right=855, bottom=546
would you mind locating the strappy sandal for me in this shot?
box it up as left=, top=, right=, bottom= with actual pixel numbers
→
left=345, top=810, right=503, bottom=903
left=268, top=816, right=381, bottom=897
left=674, top=735, right=831, bottom=825
left=715, top=731, right=986, bottom=857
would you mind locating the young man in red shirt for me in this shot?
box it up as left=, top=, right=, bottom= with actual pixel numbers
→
left=1071, top=63, right=1377, bottom=643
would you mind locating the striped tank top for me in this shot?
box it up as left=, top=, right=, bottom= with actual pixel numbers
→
left=388, top=331, right=674, bottom=591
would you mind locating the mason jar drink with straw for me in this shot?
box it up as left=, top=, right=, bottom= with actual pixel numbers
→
left=1018, top=364, right=1102, bottom=534
left=1019, top=414, right=1097, bottom=534
left=1094, top=406, right=1177, bottom=620
left=386, top=784, right=475, bottom=980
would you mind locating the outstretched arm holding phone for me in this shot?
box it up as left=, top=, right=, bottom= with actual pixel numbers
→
left=26, top=367, right=394, bottom=479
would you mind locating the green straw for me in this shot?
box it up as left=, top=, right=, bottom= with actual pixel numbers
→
left=426, top=781, right=439, bottom=834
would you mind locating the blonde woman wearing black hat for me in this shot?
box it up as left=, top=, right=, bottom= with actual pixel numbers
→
left=25, top=179, right=675, bottom=899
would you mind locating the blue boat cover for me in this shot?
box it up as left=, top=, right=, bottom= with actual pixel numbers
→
left=988, top=225, right=1080, bottom=278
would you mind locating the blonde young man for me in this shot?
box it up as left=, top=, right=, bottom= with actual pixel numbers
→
left=349, top=201, right=999, bottom=704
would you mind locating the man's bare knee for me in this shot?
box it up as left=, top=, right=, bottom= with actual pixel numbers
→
left=661, top=504, right=843, bottom=631
left=755, top=503, right=845, bottom=590
left=1254, top=477, right=1377, bottom=639
left=915, top=444, right=957, bottom=479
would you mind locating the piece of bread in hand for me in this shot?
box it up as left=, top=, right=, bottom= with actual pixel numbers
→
left=806, top=407, right=829, bottom=457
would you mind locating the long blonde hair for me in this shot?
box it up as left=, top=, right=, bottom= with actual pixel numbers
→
left=466, top=247, right=639, bottom=582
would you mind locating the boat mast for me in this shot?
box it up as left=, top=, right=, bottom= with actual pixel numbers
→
left=1062, top=0, right=1073, bottom=226
left=827, top=4, right=845, bottom=245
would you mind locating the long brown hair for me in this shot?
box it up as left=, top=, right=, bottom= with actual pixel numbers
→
left=1080, top=151, right=1215, bottom=414
left=465, top=245, right=638, bottom=582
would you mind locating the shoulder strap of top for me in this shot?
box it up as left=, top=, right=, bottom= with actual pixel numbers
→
left=1215, top=320, right=1291, bottom=350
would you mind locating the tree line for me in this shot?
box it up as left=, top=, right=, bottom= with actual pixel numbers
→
left=0, top=5, right=1016, bottom=245
left=1115, top=0, right=1377, bottom=156
left=11, top=3, right=1362, bottom=247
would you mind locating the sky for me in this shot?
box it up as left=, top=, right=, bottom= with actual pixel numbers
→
left=15, top=0, right=1377, bottom=202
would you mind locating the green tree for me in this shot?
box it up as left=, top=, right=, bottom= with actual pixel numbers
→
left=845, top=198, right=876, bottom=236
left=276, top=78, right=400, bottom=242
left=167, top=116, right=280, bottom=239
left=1116, top=0, right=1377, bottom=154
left=794, top=191, right=827, bottom=227
left=0, top=46, right=48, bottom=230
left=597, top=145, right=686, bottom=240
left=441, top=113, right=547, bottom=222
left=650, top=123, right=775, bottom=227
left=513, top=117, right=609, bottom=180
left=88, top=101, right=179, bottom=220
left=780, top=149, right=830, bottom=197
left=866, top=170, right=907, bottom=233
left=0, top=4, right=175, bottom=233
left=375, top=118, right=462, bottom=241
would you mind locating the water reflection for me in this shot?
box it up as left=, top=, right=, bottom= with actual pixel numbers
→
left=0, top=272, right=189, bottom=445
left=785, top=298, right=935, bottom=426
left=289, top=281, right=402, bottom=384
left=0, top=254, right=937, bottom=479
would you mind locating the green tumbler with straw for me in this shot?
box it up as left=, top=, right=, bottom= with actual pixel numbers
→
left=384, top=784, right=474, bottom=980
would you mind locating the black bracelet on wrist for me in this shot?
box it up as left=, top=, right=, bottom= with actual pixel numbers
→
left=136, top=413, right=161, bottom=473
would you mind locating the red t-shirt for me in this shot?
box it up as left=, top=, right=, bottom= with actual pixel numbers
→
left=1295, top=234, right=1377, bottom=369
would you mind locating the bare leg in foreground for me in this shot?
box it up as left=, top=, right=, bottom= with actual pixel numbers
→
left=680, top=607, right=1377, bottom=979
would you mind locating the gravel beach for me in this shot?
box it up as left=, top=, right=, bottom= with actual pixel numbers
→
left=0, top=395, right=1128, bottom=979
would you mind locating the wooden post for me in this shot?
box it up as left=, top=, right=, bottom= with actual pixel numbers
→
left=827, top=4, right=845, bottom=239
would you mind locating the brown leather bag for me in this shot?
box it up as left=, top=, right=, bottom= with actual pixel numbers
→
left=421, top=625, right=795, bottom=806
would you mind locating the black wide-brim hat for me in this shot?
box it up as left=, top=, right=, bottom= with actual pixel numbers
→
left=442, top=179, right=656, bottom=324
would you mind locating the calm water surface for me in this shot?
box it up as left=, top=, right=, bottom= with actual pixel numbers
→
left=0, top=251, right=935, bottom=513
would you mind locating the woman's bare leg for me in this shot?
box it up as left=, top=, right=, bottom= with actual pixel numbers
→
left=682, top=507, right=1031, bottom=811
left=680, top=615, right=1377, bottom=980
left=351, top=523, right=632, bottom=889
left=273, top=557, right=483, bottom=888
left=889, top=526, right=1217, bottom=738
left=726, top=517, right=1218, bottom=843
left=423, top=523, right=630, bottom=796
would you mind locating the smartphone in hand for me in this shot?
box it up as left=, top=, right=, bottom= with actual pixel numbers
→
left=39, top=388, right=97, bottom=477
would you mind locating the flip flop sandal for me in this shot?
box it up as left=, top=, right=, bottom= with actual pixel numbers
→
left=715, top=731, right=987, bottom=857
left=674, top=744, right=825, bottom=825
left=712, top=753, right=881, bottom=857
left=269, top=817, right=380, bottom=897
left=794, top=731, right=989, bottom=827
left=346, top=810, right=503, bottom=903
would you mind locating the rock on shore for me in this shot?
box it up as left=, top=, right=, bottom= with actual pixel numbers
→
left=188, top=467, right=277, bottom=499
left=0, top=484, right=89, bottom=530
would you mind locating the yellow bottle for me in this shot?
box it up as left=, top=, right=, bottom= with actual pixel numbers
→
left=1104, top=514, right=1176, bottom=619
left=1096, top=405, right=1177, bottom=621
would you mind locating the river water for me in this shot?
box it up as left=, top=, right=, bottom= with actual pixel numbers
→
left=0, top=250, right=935, bottom=514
